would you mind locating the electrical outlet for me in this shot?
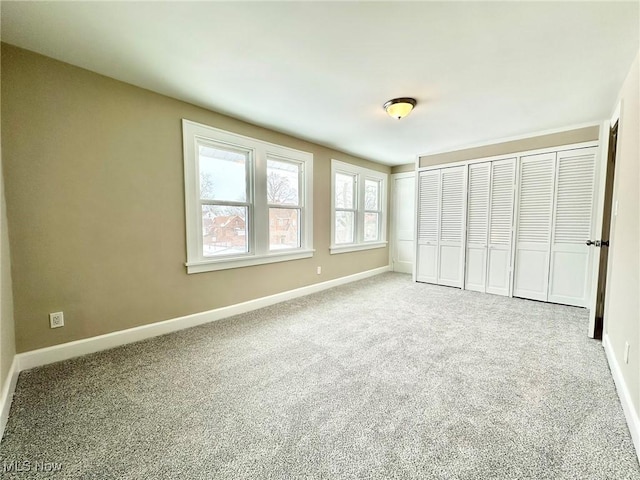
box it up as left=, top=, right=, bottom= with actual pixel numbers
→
left=316, top=266, right=322, bottom=275
left=49, top=312, right=64, bottom=329
left=624, top=341, right=630, bottom=364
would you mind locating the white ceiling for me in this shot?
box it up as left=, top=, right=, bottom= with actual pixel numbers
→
left=2, top=1, right=638, bottom=166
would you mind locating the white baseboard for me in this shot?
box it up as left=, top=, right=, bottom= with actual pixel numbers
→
left=603, top=334, right=640, bottom=463
left=0, top=357, right=19, bottom=439
left=16, top=265, right=390, bottom=372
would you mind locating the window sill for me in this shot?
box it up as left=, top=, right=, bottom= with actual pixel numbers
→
left=186, top=249, right=315, bottom=274
left=329, top=242, right=387, bottom=255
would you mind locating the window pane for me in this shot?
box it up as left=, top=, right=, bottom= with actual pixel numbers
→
left=198, top=144, right=247, bottom=202
left=267, top=159, right=300, bottom=206
left=335, top=211, right=355, bottom=244
left=335, top=173, right=355, bottom=209
left=202, top=205, right=248, bottom=257
left=364, top=213, right=379, bottom=242
left=269, top=208, right=300, bottom=250
left=365, top=179, right=380, bottom=211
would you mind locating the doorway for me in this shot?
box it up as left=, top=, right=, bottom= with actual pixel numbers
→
left=390, top=172, right=415, bottom=274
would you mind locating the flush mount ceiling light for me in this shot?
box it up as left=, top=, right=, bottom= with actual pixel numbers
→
left=383, top=97, right=417, bottom=119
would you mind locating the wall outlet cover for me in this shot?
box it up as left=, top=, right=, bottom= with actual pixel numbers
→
left=50, top=312, right=64, bottom=328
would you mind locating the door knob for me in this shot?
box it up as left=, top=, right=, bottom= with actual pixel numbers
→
left=586, top=240, right=595, bottom=246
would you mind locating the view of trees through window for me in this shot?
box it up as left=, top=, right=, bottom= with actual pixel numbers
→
left=364, top=179, right=380, bottom=241
left=267, top=159, right=301, bottom=250
left=334, top=173, right=355, bottom=244
left=332, top=160, right=386, bottom=249
left=199, top=145, right=249, bottom=257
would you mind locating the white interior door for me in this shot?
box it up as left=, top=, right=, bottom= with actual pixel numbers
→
left=547, top=147, right=597, bottom=307
left=391, top=173, right=415, bottom=274
left=486, top=158, right=516, bottom=296
left=465, top=162, right=490, bottom=292
left=438, top=166, right=466, bottom=287
left=513, top=153, right=556, bottom=301
left=416, top=170, right=440, bottom=283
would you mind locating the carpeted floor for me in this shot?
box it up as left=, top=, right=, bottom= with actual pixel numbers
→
left=1, top=272, right=639, bottom=479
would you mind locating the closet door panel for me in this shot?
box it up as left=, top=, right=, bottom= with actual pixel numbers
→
left=548, top=148, right=597, bottom=307
left=486, top=158, right=516, bottom=296
left=416, top=170, right=440, bottom=283
left=487, top=249, right=511, bottom=293
left=438, top=166, right=466, bottom=287
left=465, top=163, right=490, bottom=292
left=513, top=153, right=556, bottom=301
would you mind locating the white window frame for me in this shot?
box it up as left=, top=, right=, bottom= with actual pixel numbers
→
left=183, top=120, right=313, bottom=273
left=330, top=159, right=388, bottom=254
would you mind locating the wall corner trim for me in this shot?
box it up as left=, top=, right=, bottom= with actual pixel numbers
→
left=0, top=358, right=20, bottom=440
left=603, top=334, right=640, bottom=463
left=0, top=265, right=390, bottom=439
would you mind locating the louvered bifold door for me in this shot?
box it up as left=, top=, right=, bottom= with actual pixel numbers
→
left=465, top=163, right=490, bottom=292
left=547, top=147, right=597, bottom=307
left=513, top=153, right=556, bottom=301
left=486, top=158, right=516, bottom=296
left=438, top=165, right=466, bottom=287
left=416, top=170, right=440, bottom=283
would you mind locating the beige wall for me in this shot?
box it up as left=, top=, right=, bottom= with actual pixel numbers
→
left=1, top=44, right=390, bottom=353
left=419, top=126, right=599, bottom=168
left=604, top=51, right=640, bottom=415
left=391, top=163, right=414, bottom=174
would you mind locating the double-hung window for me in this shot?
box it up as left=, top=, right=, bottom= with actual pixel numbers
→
left=183, top=120, right=313, bottom=273
left=331, top=160, right=388, bottom=254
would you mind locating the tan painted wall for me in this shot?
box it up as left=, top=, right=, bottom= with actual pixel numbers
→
left=419, top=126, right=599, bottom=168
left=391, top=163, right=414, bottom=174
left=604, top=51, right=640, bottom=415
left=1, top=44, right=390, bottom=353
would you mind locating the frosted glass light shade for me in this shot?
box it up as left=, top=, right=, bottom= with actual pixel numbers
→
left=383, top=97, right=417, bottom=119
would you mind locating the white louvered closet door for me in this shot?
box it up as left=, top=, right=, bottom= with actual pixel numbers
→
left=486, top=158, right=516, bottom=296
left=513, top=153, right=556, bottom=301
left=416, top=170, right=440, bottom=283
left=438, top=166, right=466, bottom=287
left=547, top=148, right=597, bottom=307
left=465, top=163, right=490, bottom=292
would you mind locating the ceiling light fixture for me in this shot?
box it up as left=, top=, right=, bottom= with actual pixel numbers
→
left=383, top=97, right=417, bottom=119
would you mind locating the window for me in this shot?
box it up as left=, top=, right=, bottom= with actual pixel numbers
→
left=331, top=160, right=388, bottom=254
left=183, top=120, right=313, bottom=273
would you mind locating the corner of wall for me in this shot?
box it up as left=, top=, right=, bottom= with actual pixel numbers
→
left=0, top=46, right=19, bottom=438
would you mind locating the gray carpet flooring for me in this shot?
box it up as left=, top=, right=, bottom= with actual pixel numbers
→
left=1, top=272, right=639, bottom=479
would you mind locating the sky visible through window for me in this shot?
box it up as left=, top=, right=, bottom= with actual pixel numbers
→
left=199, top=145, right=247, bottom=202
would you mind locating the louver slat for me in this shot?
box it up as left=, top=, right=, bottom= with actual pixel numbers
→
left=467, top=164, right=490, bottom=245
left=553, top=153, right=596, bottom=244
left=417, top=171, right=439, bottom=243
left=517, top=158, right=555, bottom=244
left=489, top=161, right=515, bottom=245
left=440, top=168, right=465, bottom=243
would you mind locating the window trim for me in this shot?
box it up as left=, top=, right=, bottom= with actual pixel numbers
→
left=183, top=119, right=313, bottom=273
left=330, top=160, right=388, bottom=255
